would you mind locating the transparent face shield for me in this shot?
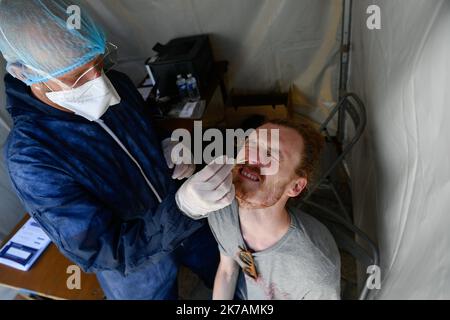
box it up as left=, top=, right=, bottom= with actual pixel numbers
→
left=37, top=42, right=118, bottom=93
left=4, top=42, right=118, bottom=94
left=35, top=42, right=121, bottom=122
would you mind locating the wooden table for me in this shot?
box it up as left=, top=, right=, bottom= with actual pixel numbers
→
left=0, top=215, right=104, bottom=300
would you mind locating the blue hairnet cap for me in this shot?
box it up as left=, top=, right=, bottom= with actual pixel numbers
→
left=0, top=0, right=106, bottom=85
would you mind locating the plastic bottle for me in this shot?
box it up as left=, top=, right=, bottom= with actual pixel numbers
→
left=176, top=74, right=188, bottom=101
left=186, top=74, right=200, bottom=101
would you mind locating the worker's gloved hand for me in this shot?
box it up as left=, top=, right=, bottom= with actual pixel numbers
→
left=176, top=155, right=235, bottom=218
left=162, top=138, right=196, bottom=180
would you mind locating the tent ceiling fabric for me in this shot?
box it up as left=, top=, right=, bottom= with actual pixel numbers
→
left=82, top=0, right=342, bottom=119
left=349, top=0, right=450, bottom=299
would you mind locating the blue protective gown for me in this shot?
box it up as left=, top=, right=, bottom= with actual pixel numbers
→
left=2, top=70, right=205, bottom=294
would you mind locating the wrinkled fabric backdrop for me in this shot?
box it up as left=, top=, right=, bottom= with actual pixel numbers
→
left=349, top=0, right=450, bottom=299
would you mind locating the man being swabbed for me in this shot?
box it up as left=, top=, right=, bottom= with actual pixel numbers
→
left=176, top=119, right=341, bottom=300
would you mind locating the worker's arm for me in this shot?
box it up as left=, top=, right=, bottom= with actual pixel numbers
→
left=176, top=156, right=235, bottom=219
left=213, top=253, right=240, bottom=300
left=6, top=154, right=200, bottom=276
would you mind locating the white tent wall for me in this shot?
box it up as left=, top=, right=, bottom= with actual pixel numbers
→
left=349, top=0, right=450, bottom=299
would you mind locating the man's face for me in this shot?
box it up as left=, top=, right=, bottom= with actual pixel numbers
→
left=232, top=123, right=306, bottom=209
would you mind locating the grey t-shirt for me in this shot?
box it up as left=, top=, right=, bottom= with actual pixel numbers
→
left=206, top=200, right=341, bottom=300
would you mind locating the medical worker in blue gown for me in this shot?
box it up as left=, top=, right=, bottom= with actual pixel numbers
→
left=0, top=0, right=219, bottom=299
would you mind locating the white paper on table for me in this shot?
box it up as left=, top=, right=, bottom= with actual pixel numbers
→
left=142, top=77, right=154, bottom=87
left=0, top=218, right=51, bottom=271
left=137, top=87, right=152, bottom=100
left=179, top=102, right=197, bottom=118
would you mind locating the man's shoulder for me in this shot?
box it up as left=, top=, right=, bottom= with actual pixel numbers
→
left=288, top=206, right=340, bottom=266
left=206, top=200, right=240, bottom=256
left=293, top=208, right=330, bottom=236
left=207, top=200, right=238, bottom=230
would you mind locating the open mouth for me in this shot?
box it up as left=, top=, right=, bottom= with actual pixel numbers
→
left=239, top=166, right=261, bottom=182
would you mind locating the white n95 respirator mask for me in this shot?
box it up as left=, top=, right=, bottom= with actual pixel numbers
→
left=45, top=71, right=121, bottom=121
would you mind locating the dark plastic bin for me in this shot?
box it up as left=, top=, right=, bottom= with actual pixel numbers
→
left=147, top=35, right=214, bottom=98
